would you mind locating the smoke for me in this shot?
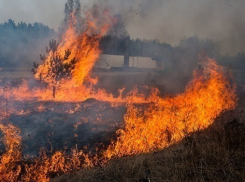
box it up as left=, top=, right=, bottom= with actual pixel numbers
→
left=80, top=0, right=245, bottom=55
left=1, top=0, right=244, bottom=55
left=0, top=21, right=56, bottom=68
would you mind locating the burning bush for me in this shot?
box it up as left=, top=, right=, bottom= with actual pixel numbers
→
left=32, top=39, right=77, bottom=98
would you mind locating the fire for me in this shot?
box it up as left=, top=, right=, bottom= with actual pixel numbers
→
left=0, top=123, right=21, bottom=182
left=105, top=57, right=236, bottom=158
left=0, top=7, right=151, bottom=103
left=0, top=122, right=95, bottom=182
left=0, top=6, right=154, bottom=104
left=0, top=59, right=237, bottom=181
left=0, top=3, right=237, bottom=182
left=34, top=7, right=112, bottom=89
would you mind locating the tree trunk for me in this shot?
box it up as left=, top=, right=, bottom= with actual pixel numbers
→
left=53, top=86, right=56, bottom=98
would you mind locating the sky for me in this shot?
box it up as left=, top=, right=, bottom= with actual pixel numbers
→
left=1, top=0, right=245, bottom=55
left=0, top=0, right=67, bottom=29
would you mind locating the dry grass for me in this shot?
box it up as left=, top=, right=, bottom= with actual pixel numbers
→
left=51, top=107, right=245, bottom=182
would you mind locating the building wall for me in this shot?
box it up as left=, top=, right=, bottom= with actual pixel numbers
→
left=95, top=54, right=156, bottom=70
left=129, top=57, right=156, bottom=69
left=94, top=54, right=124, bottom=69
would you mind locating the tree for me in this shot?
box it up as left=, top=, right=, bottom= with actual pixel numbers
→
left=32, top=39, right=77, bottom=98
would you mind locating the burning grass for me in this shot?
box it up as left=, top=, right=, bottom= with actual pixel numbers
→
left=104, top=57, right=236, bottom=158
left=51, top=108, right=245, bottom=182
left=0, top=3, right=238, bottom=181
left=0, top=100, right=125, bottom=157
left=0, top=56, right=237, bottom=181
left=53, top=95, right=245, bottom=182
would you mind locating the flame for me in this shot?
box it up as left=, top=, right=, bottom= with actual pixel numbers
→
left=0, top=8, right=154, bottom=104
left=0, top=4, right=237, bottom=182
left=1, top=7, right=152, bottom=104
left=0, top=123, right=21, bottom=182
left=104, top=57, right=236, bottom=158
left=0, top=57, right=236, bottom=181
left=0, top=122, right=94, bottom=182
left=34, top=9, right=112, bottom=88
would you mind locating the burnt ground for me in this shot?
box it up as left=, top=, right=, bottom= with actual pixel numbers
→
left=0, top=71, right=191, bottom=159
left=0, top=78, right=244, bottom=160
left=0, top=99, right=126, bottom=158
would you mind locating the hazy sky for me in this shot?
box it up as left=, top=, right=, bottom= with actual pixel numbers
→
left=0, top=0, right=67, bottom=29
left=1, top=0, right=245, bottom=55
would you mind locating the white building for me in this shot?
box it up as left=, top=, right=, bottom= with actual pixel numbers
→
left=129, top=56, right=156, bottom=69
left=94, top=54, right=156, bottom=70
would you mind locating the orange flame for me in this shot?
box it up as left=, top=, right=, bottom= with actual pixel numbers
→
left=0, top=5, right=237, bottom=182
left=35, top=9, right=112, bottom=88
left=0, top=123, right=21, bottom=182
left=104, top=57, right=236, bottom=158
left=0, top=58, right=236, bottom=182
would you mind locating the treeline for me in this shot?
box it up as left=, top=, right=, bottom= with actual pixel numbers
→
left=0, top=19, right=56, bottom=68
left=100, top=35, right=173, bottom=58
left=218, top=52, right=245, bottom=70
